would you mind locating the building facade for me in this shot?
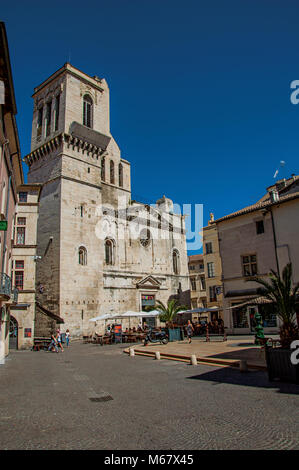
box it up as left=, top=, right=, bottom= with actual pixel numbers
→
left=216, top=176, right=299, bottom=334
left=202, top=214, right=223, bottom=320
left=24, top=63, right=189, bottom=337
left=0, top=22, right=24, bottom=362
left=10, top=184, right=41, bottom=349
left=188, top=254, right=207, bottom=311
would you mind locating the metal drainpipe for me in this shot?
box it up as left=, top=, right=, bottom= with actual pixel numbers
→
left=1, top=141, right=11, bottom=275
left=1, top=174, right=11, bottom=274
left=269, top=208, right=280, bottom=277
left=217, top=226, right=226, bottom=323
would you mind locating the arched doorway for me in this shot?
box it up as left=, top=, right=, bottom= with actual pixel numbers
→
left=9, top=315, right=18, bottom=350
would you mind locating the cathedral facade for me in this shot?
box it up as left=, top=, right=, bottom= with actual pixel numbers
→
left=24, top=63, right=190, bottom=336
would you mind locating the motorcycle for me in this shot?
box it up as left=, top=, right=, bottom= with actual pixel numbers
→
left=144, top=328, right=168, bottom=346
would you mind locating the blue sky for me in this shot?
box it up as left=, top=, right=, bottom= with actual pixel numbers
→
left=2, top=0, right=299, bottom=252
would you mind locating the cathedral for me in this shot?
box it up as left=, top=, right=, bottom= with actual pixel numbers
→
left=24, top=63, right=190, bottom=336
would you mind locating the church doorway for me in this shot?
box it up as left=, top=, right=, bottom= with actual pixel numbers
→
left=9, top=315, right=18, bottom=350
left=141, top=294, right=156, bottom=329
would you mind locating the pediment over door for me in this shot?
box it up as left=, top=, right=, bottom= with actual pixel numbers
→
left=136, top=275, right=161, bottom=289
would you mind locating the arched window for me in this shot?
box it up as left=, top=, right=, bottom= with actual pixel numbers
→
left=101, top=157, right=105, bottom=181
left=110, top=160, right=115, bottom=184
left=78, top=246, right=87, bottom=265
left=172, top=249, right=180, bottom=274
left=105, top=239, right=114, bottom=265
left=83, top=94, right=93, bottom=128
left=119, top=163, right=123, bottom=187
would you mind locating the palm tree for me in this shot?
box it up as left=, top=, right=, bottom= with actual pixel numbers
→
left=248, top=263, right=299, bottom=348
left=154, top=299, right=186, bottom=326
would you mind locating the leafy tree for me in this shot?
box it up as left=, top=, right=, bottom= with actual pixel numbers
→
left=248, top=263, right=299, bottom=348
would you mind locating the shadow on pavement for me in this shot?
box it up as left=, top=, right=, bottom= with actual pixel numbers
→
left=205, top=347, right=266, bottom=366
left=187, top=367, right=299, bottom=395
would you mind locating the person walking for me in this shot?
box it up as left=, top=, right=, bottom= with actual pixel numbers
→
left=48, top=333, right=59, bottom=353
left=56, top=330, right=64, bottom=352
left=65, top=329, right=70, bottom=347
left=186, top=320, right=194, bottom=344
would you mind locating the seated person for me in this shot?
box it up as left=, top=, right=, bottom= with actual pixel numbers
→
left=106, top=325, right=112, bottom=336
left=93, top=330, right=102, bottom=341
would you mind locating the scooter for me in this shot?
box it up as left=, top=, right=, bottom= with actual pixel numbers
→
left=144, top=328, right=168, bottom=345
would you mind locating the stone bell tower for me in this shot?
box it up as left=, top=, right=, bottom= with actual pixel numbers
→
left=24, top=63, right=131, bottom=336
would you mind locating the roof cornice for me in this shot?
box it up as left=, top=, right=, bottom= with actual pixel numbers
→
left=32, top=63, right=105, bottom=97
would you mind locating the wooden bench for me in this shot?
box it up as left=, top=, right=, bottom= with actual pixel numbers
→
left=92, top=334, right=103, bottom=345
left=268, top=338, right=281, bottom=348
left=83, top=335, right=93, bottom=344
left=102, top=335, right=112, bottom=345
left=205, top=329, right=227, bottom=342
left=257, top=337, right=280, bottom=347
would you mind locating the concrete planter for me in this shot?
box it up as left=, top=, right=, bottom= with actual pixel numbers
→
left=266, top=347, right=299, bottom=384
left=168, top=328, right=182, bottom=342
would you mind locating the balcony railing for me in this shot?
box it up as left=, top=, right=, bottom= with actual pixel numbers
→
left=11, top=287, right=19, bottom=303
left=0, top=273, right=11, bottom=299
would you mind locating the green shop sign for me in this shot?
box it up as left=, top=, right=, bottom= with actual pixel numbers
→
left=0, top=221, right=8, bottom=231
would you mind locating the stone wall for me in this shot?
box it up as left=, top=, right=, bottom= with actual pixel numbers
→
left=25, top=64, right=190, bottom=339
left=34, top=306, right=56, bottom=338
left=34, top=179, right=61, bottom=314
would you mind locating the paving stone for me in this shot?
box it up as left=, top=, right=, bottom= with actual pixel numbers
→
left=0, top=342, right=298, bottom=450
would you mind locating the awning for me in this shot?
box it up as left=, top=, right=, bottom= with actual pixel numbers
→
left=177, top=307, right=220, bottom=314
left=226, top=296, right=272, bottom=310
left=89, top=310, right=161, bottom=322
left=89, top=313, right=113, bottom=322
left=113, top=310, right=161, bottom=318
left=10, top=303, right=31, bottom=309
left=139, top=310, right=165, bottom=317
left=225, top=289, right=259, bottom=298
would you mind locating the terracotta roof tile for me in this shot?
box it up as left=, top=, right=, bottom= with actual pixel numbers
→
left=215, top=191, right=299, bottom=223
left=188, top=254, right=203, bottom=261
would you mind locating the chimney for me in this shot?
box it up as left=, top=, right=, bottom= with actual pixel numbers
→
left=275, top=178, right=286, bottom=191
left=270, top=188, right=280, bottom=203
left=208, top=212, right=215, bottom=225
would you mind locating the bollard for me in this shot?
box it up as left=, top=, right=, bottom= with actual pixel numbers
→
left=190, top=354, right=197, bottom=365
left=155, top=351, right=161, bottom=360
left=239, top=360, right=248, bottom=372
left=129, top=348, right=135, bottom=357
left=206, top=325, right=210, bottom=342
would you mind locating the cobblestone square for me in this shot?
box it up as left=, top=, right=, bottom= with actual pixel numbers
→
left=0, top=341, right=298, bottom=450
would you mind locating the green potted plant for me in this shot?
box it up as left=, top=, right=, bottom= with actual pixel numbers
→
left=154, top=299, right=186, bottom=341
left=249, top=263, right=299, bottom=383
